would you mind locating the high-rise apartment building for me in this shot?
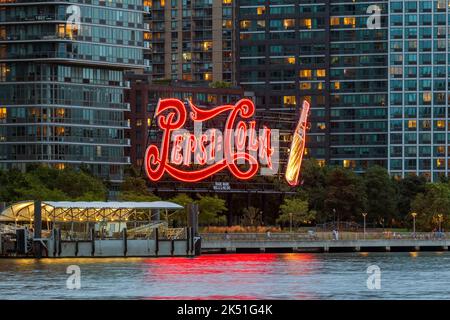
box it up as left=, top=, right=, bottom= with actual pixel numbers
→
left=145, top=0, right=235, bottom=83
left=388, top=0, right=449, bottom=181
left=0, top=0, right=145, bottom=181
left=236, top=0, right=389, bottom=173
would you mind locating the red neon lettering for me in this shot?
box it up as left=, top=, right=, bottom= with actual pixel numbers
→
left=144, top=98, right=274, bottom=182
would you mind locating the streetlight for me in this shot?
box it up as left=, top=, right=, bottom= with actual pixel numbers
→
left=438, top=214, right=443, bottom=233
left=333, top=208, right=336, bottom=228
left=411, top=212, right=417, bottom=236
left=289, top=212, right=293, bottom=233
left=362, top=212, right=367, bottom=239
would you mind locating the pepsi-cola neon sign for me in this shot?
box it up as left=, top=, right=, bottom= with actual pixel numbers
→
left=144, top=98, right=278, bottom=182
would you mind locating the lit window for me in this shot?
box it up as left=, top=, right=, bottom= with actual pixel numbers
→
left=299, top=69, right=312, bottom=78
left=202, top=41, right=212, bottom=51
left=330, top=17, right=340, bottom=26
left=256, top=6, right=265, bottom=15
left=423, top=92, right=431, bottom=102
left=343, top=17, right=356, bottom=27
left=317, top=82, right=323, bottom=90
left=240, top=20, right=251, bottom=29
left=147, top=118, right=151, bottom=126
left=316, top=69, right=326, bottom=77
left=408, top=120, right=416, bottom=128
left=204, top=73, right=212, bottom=81
left=223, top=0, right=232, bottom=4
left=437, top=120, right=445, bottom=128
left=300, top=19, right=312, bottom=29
left=286, top=57, right=295, bottom=64
left=437, top=159, right=445, bottom=168
left=334, top=82, right=340, bottom=90
left=283, top=96, right=296, bottom=106
left=300, top=82, right=311, bottom=90
left=55, top=163, right=65, bottom=170
left=283, top=19, right=295, bottom=29
left=317, top=122, right=326, bottom=130
left=437, top=146, right=445, bottom=154
left=317, top=160, right=325, bottom=167
left=0, top=107, right=6, bottom=120
left=343, top=160, right=350, bottom=168
left=136, top=119, right=143, bottom=126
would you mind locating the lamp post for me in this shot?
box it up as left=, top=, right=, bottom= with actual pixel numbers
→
left=362, top=212, right=367, bottom=239
left=289, top=212, right=293, bottom=233
left=438, top=214, right=443, bottom=233
left=411, top=212, right=417, bottom=236
left=333, top=208, right=336, bottom=228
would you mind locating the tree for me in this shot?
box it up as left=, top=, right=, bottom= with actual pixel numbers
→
left=324, top=167, right=367, bottom=223
left=117, top=176, right=160, bottom=202
left=169, top=193, right=194, bottom=227
left=299, top=159, right=328, bottom=222
left=411, top=183, right=450, bottom=231
left=276, top=198, right=316, bottom=228
left=396, top=174, right=427, bottom=222
left=364, top=166, right=397, bottom=227
left=197, top=194, right=227, bottom=225
left=241, top=207, right=262, bottom=227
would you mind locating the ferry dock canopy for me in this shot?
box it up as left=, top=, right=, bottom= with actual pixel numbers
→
left=0, top=201, right=183, bottom=222
left=0, top=201, right=201, bottom=258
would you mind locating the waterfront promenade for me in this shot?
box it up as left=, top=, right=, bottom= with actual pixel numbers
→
left=201, top=232, right=450, bottom=253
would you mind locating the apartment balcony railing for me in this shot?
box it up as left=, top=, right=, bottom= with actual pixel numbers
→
left=5, top=154, right=131, bottom=164
left=2, top=136, right=131, bottom=146
left=3, top=117, right=130, bottom=128
left=0, top=51, right=144, bottom=66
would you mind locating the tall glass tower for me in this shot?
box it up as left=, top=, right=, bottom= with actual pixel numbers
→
left=0, top=0, right=144, bottom=181
left=388, top=0, right=448, bottom=181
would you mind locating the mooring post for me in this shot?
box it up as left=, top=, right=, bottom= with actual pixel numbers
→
left=123, top=228, right=127, bottom=257
left=33, top=200, right=42, bottom=258
left=155, top=227, right=159, bottom=256
left=90, top=227, right=95, bottom=256
left=186, top=227, right=191, bottom=255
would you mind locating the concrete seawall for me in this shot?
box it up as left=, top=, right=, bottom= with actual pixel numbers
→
left=202, top=239, right=450, bottom=253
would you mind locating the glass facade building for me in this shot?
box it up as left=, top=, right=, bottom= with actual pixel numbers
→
left=388, top=0, right=449, bottom=181
left=0, top=0, right=145, bottom=181
left=145, top=0, right=235, bottom=83
left=236, top=0, right=389, bottom=173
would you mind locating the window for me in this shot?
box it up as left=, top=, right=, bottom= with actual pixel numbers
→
left=408, top=120, right=416, bottom=129
left=316, top=69, right=326, bottom=77
left=0, top=107, right=6, bottom=120
left=283, top=96, right=296, bottom=106
left=299, top=69, right=312, bottom=78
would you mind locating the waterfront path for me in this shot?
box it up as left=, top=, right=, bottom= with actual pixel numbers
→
left=201, top=232, right=450, bottom=253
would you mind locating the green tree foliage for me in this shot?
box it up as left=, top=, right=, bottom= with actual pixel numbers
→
left=117, top=176, right=160, bottom=202
left=299, top=159, right=328, bottom=222
left=324, top=167, right=367, bottom=222
left=197, top=194, right=227, bottom=225
left=0, top=166, right=107, bottom=202
left=241, top=206, right=262, bottom=227
left=277, top=197, right=316, bottom=227
left=411, top=183, right=450, bottom=231
left=364, top=166, right=397, bottom=227
left=169, top=193, right=194, bottom=227
left=396, top=174, right=427, bottom=220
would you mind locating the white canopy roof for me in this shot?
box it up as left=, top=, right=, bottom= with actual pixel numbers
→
left=0, top=201, right=183, bottom=222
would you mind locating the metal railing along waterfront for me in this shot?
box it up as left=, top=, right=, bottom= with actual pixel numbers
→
left=200, top=232, right=449, bottom=242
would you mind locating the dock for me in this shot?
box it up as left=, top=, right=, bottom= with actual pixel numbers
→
left=201, top=232, right=450, bottom=253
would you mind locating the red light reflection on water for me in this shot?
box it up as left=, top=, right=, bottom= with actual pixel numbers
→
left=141, top=253, right=319, bottom=300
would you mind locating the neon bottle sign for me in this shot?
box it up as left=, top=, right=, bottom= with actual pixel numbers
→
left=144, top=98, right=278, bottom=182
left=285, top=100, right=310, bottom=186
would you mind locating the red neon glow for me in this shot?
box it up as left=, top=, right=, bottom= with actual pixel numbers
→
left=144, top=98, right=273, bottom=182
left=285, top=100, right=310, bottom=186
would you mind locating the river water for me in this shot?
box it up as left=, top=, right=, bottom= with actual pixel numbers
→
left=0, top=252, right=449, bottom=299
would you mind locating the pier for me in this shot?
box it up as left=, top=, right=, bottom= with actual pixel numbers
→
left=0, top=201, right=201, bottom=258
left=201, top=232, right=450, bottom=253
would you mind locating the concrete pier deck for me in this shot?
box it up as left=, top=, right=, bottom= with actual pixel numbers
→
left=201, top=233, right=450, bottom=253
